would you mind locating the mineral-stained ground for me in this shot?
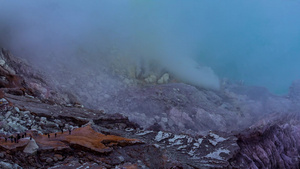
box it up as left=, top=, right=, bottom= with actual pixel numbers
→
left=0, top=48, right=300, bottom=168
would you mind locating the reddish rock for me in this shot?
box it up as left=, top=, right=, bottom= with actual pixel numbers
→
left=62, top=124, right=143, bottom=153
left=118, top=163, right=139, bottom=169
left=54, top=154, right=64, bottom=161
left=0, top=137, right=29, bottom=151
left=28, top=124, right=143, bottom=154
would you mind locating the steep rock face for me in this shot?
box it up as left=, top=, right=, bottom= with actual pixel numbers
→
left=229, top=113, right=300, bottom=169
left=0, top=49, right=79, bottom=105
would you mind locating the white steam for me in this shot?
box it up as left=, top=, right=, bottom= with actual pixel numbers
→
left=0, top=0, right=220, bottom=90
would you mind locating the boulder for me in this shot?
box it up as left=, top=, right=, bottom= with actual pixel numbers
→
left=23, top=139, right=39, bottom=154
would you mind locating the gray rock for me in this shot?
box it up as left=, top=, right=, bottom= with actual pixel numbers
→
left=40, top=117, right=47, bottom=122
left=0, top=98, right=8, bottom=104
left=53, top=157, right=58, bottom=162
left=0, top=160, right=22, bottom=169
left=46, top=158, right=53, bottom=163
left=23, top=139, right=39, bottom=154
left=0, top=161, right=13, bottom=169
left=13, top=164, right=22, bottom=169
left=43, top=121, right=58, bottom=129
left=14, top=107, right=20, bottom=113
left=2, top=122, right=9, bottom=131
left=161, top=117, right=168, bottom=123
left=19, top=111, right=30, bottom=117
left=5, top=111, right=11, bottom=119
left=0, top=152, right=5, bottom=158
left=118, top=156, right=125, bottom=163
left=54, top=154, right=63, bottom=161
left=7, top=122, right=26, bottom=132
left=0, top=59, right=5, bottom=66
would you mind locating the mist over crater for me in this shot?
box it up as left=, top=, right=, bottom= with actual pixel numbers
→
left=1, top=0, right=300, bottom=95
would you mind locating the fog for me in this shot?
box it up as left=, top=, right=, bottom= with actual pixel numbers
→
left=1, top=1, right=300, bottom=94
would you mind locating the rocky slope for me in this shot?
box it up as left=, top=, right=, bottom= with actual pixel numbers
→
left=0, top=48, right=300, bottom=168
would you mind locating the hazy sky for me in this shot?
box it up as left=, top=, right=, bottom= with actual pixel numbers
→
left=1, top=0, right=300, bottom=94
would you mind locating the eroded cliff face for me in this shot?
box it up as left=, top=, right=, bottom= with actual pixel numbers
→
left=230, top=114, right=300, bottom=169
left=0, top=48, right=300, bottom=168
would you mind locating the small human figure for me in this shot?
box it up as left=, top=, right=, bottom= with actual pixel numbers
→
left=55, top=133, right=57, bottom=138
left=5, top=138, right=7, bottom=142
left=17, top=134, right=20, bottom=140
left=22, top=135, right=24, bottom=138
left=30, top=135, right=32, bottom=140
left=48, top=133, right=50, bottom=138
left=68, top=129, right=71, bottom=135
left=14, top=137, right=16, bottom=143
left=24, top=133, right=27, bottom=137
left=10, top=136, right=13, bottom=143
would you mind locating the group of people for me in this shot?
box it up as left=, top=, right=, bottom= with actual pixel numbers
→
left=1, top=127, right=73, bottom=144
left=2, top=132, right=32, bottom=144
